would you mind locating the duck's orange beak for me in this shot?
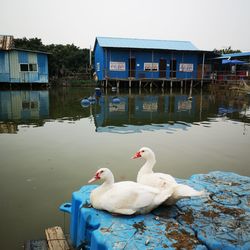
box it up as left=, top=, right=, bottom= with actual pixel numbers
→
left=131, top=151, right=141, bottom=159
left=88, top=172, right=100, bottom=183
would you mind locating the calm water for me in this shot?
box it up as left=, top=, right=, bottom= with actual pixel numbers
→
left=0, top=86, right=250, bottom=249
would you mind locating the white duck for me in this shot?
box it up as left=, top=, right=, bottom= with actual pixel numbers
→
left=88, top=168, right=173, bottom=215
left=132, top=147, right=205, bottom=205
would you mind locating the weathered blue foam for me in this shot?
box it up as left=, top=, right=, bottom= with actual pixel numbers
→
left=60, top=171, right=250, bottom=249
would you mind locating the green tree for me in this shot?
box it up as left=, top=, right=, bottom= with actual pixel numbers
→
left=14, top=37, right=46, bottom=51
left=213, top=46, right=241, bottom=55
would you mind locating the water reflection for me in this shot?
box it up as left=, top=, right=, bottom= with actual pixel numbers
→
left=0, top=87, right=249, bottom=134
left=93, top=89, right=250, bottom=133
left=0, top=90, right=49, bottom=133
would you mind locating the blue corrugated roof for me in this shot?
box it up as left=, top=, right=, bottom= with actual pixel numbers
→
left=219, top=51, right=250, bottom=59
left=96, top=37, right=198, bottom=51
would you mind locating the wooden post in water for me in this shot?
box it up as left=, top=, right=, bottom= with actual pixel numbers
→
left=189, top=80, right=193, bottom=98
left=201, top=52, right=205, bottom=88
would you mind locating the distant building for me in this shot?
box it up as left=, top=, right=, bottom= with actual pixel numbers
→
left=0, top=35, right=49, bottom=84
left=93, top=36, right=212, bottom=86
left=219, top=52, right=250, bottom=62
left=214, top=52, right=250, bottom=81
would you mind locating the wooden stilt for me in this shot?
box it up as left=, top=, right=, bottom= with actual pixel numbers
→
left=189, top=80, right=193, bottom=99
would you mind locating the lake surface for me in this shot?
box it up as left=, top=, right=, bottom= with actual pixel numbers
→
left=0, top=86, right=250, bottom=249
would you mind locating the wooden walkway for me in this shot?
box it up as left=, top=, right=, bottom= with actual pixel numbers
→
left=25, top=226, right=72, bottom=250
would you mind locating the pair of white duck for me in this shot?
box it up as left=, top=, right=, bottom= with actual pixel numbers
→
left=88, top=147, right=205, bottom=215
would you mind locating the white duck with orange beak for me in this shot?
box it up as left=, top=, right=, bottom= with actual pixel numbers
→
left=88, top=168, right=173, bottom=215
left=132, top=147, right=205, bottom=205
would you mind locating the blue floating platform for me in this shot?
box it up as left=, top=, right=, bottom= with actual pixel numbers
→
left=60, top=171, right=250, bottom=250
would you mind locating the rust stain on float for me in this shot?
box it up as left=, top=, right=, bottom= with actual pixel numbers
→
left=132, top=221, right=146, bottom=234
left=100, top=227, right=112, bottom=233
left=165, top=227, right=199, bottom=250
left=179, top=210, right=194, bottom=224
left=201, top=210, right=220, bottom=218
left=213, top=204, right=245, bottom=217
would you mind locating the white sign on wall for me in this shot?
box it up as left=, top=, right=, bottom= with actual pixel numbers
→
left=144, top=63, right=159, bottom=71
left=179, top=63, right=194, bottom=72
left=110, top=61, right=126, bottom=71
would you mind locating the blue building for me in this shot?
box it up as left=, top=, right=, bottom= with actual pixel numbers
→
left=0, top=36, right=49, bottom=84
left=213, top=51, right=250, bottom=82
left=93, top=37, right=210, bottom=86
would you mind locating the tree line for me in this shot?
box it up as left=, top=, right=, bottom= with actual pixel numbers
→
left=14, top=37, right=91, bottom=78
left=213, top=46, right=241, bottom=55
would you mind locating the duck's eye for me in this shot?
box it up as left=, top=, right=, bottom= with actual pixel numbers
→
left=141, top=150, right=145, bottom=153
left=100, top=170, right=104, bottom=174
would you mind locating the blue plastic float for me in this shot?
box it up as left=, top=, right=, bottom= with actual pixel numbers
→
left=81, top=98, right=91, bottom=107
left=81, top=96, right=96, bottom=108
left=60, top=171, right=250, bottom=249
left=112, top=97, right=121, bottom=104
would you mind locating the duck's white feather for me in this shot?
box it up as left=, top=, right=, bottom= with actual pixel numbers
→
left=89, top=169, right=173, bottom=215
left=133, top=147, right=205, bottom=205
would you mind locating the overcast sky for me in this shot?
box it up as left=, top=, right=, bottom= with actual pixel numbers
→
left=1, top=0, right=250, bottom=51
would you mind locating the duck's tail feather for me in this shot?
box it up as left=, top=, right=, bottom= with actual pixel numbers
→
left=164, top=184, right=206, bottom=206
left=174, top=184, right=205, bottom=198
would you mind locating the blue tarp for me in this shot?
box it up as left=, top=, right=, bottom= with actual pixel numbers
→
left=222, top=59, right=246, bottom=65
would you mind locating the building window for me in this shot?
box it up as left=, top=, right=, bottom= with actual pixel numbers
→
left=20, top=64, right=29, bottom=72
left=20, top=63, right=38, bottom=72
left=29, top=63, right=38, bottom=71
left=144, top=63, right=159, bottom=71
left=22, top=101, right=38, bottom=110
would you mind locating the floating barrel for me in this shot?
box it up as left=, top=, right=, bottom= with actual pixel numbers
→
left=112, top=96, right=121, bottom=104
left=80, top=98, right=90, bottom=107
